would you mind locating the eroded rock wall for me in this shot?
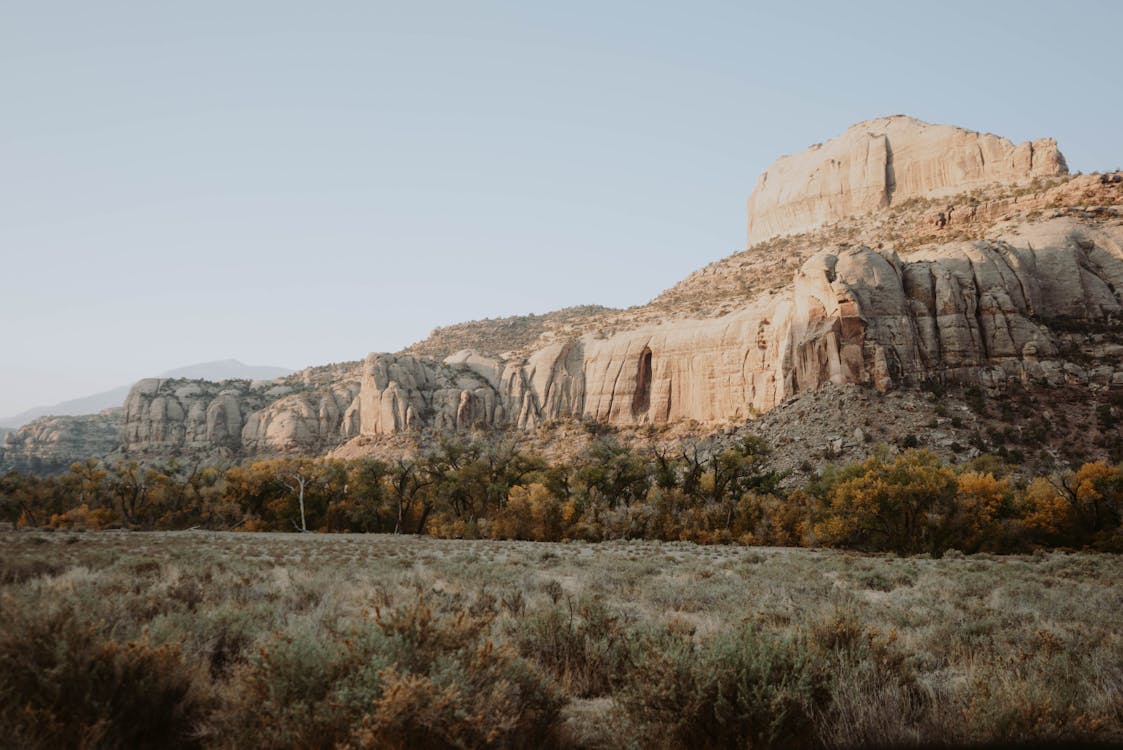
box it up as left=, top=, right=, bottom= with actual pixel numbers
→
left=0, top=413, right=121, bottom=475
left=122, top=370, right=361, bottom=456
left=351, top=218, right=1123, bottom=437
left=746, top=115, right=1068, bottom=246
left=30, top=222, right=1123, bottom=465
left=15, top=117, right=1116, bottom=469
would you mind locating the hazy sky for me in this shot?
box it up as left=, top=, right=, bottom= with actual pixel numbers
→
left=3, top=1, right=1121, bottom=417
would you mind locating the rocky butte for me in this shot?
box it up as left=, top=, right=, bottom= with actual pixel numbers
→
left=746, top=114, right=1068, bottom=245
left=2, top=115, right=1122, bottom=472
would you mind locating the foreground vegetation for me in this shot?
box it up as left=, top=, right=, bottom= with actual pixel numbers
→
left=1, top=531, right=1121, bottom=748
left=3, top=434, right=1121, bottom=553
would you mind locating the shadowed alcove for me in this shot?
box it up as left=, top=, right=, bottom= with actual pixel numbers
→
left=632, top=346, right=652, bottom=416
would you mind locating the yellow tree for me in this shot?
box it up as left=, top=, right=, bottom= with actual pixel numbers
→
left=1021, top=476, right=1072, bottom=541
left=1028, top=461, right=1123, bottom=546
left=66, top=458, right=108, bottom=509
left=952, top=471, right=1011, bottom=551
left=1068, top=461, right=1123, bottom=536
left=816, top=450, right=957, bottom=553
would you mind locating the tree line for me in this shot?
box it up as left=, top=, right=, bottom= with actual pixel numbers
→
left=1, top=435, right=1120, bottom=553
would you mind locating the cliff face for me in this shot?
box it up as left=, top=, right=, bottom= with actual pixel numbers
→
left=345, top=217, right=1123, bottom=437
left=0, top=413, right=121, bottom=475
left=8, top=117, right=1121, bottom=471
left=119, top=363, right=362, bottom=458
left=746, top=115, right=1068, bottom=246
left=18, top=214, right=1122, bottom=468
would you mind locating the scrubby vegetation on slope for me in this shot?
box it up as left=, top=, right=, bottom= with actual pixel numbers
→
left=403, top=305, right=616, bottom=359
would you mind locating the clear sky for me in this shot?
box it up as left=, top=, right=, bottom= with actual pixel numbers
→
left=2, top=0, right=1121, bottom=417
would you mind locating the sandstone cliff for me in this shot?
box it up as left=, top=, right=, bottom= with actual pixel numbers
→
left=0, top=412, right=121, bottom=475
left=7, top=117, right=1122, bottom=473
left=746, top=115, right=1068, bottom=246
left=342, top=216, right=1123, bottom=439
left=120, top=362, right=361, bottom=458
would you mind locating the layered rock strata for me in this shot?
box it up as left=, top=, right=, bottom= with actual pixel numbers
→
left=8, top=116, right=1121, bottom=471
left=0, top=413, right=121, bottom=475
left=746, top=115, right=1068, bottom=246
left=349, top=217, right=1123, bottom=436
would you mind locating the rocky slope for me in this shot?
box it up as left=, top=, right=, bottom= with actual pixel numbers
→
left=6, top=116, right=1123, bottom=473
left=403, top=305, right=616, bottom=360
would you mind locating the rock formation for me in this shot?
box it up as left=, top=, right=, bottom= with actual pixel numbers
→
left=0, top=412, right=121, bottom=475
left=120, top=363, right=362, bottom=458
left=746, top=115, right=1068, bottom=246
left=343, top=216, right=1123, bottom=438
left=7, top=116, right=1122, bottom=472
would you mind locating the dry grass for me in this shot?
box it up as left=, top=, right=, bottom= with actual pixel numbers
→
left=1, top=530, right=1121, bottom=748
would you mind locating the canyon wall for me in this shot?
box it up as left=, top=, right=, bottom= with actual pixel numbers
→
left=7, top=116, right=1121, bottom=472
left=0, top=413, right=121, bottom=475
left=14, top=211, right=1119, bottom=474
left=76, top=217, right=1123, bottom=460
left=348, top=217, right=1123, bottom=438
left=117, top=364, right=362, bottom=460
left=746, top=115, right=1068, bottom=246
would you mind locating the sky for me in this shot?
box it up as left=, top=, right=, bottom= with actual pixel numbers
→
left=2, top=0, right=1122, bottom=417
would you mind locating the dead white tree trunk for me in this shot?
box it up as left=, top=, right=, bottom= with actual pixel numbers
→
left=282, top=472, right=310, bottom=532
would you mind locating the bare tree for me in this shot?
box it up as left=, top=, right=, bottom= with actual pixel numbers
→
left=281, top=471, right=312, bottom=532
left=389, top=459, right=434, bottom=534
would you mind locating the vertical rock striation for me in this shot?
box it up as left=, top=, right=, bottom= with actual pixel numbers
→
left=120, top=363, right=363, bottom=457
left=0, top=413, right=122, bottom=475
left=12, top=115, right=1119, bottom=471
left=746, top=115, right=1068, bottom=246
left=348, top=218, right=1123, bottom=437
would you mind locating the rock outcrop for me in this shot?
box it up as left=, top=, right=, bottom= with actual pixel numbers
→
left=746, top=115, right=1068, bottom=246
left=346, top=217, right=1123, bottom=437
left=9, top=116, right=1121, bottom=473
left=0, top=412, right=121, bottom=475
left=121, top=363, right=362, bottom=457
left=108, top=207, right=1123, bottom=457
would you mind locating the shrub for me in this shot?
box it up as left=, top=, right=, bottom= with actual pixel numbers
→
left=344, top=651, right=559, bottom=749
left=220, top=599, right=562, bottom=750
left=0, top=604, right=208, bottom=750
left=509, top=597, right=637, bottom=697
left=810, top=609, right=930, bottom=747
left=620, top=625, right=827, bottom=749
left=345, top=599, right=563, bottom=749
left=0, top=554, right=66, bottom=585
left=217, top=616, right=392, bottom=749
left=48, top=503, right=118, bottom=530
left=960, top=634, right=1123, bottom=745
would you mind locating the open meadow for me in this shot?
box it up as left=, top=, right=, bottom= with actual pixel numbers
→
left=1, top=530, right=1121, bottom=749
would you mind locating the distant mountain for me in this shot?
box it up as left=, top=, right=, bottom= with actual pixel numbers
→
left=157, top=359, right=295, bottom=382
left=0, top=359, right=293, bottom=429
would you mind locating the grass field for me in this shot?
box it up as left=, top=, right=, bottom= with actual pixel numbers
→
left=1, top=530, right=1121, bottom=748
